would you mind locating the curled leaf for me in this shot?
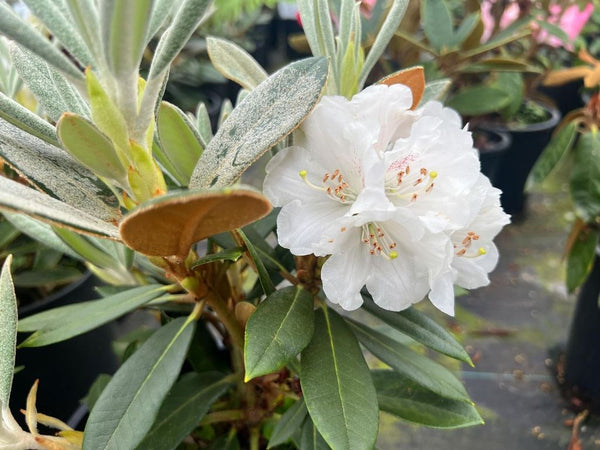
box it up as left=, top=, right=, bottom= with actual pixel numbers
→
left=119, top=187, right=272, bottom=256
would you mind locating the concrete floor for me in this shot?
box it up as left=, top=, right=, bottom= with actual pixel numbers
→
left=378, top=176, right=600, bottom=449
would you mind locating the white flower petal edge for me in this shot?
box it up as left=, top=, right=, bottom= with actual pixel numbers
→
left=263, top=84, right=510, bottom=315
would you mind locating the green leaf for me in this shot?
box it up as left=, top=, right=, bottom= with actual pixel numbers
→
left=148, top=0, right=211, bottom=80
left=86, top=68, right=130, bottom=153
left=452, top=12, right=480, bottom=49
left=190, top=248, right=244, bottom=269
left=420, top=79, right=450, bottom=104
left=460, top=58, right=533, bottom=73
left=22, top=0, right=93, bottom=67
left=237, top=229, right=276, bottom=296
left=528, top=121, right=577, bottom=188
left=362, top=296, right=472, bottom=364
left=422, top=0, right=454, bottom=53
left=64, top=0, right=103, bottom=64
left=245, top=286, right=314, bottom=381
left=348, top=319, right=471, bottom=402
left=300, top=308, right=379, bottom=450
left=359, top=0, right=408, bottom=88
left=268, top=398, right=308, bottom=448
left=536, top=20, right=570, bottom=45
left=495, top=72, right=523, bottom=119
left=135, top=372, right=232, bottom=450
left=207, top=37, right=268, bottom=91
left=103, top=0, right=153, bottom=77
left=157, top=101, right=205, bottom=186
left=447, top=86, right=511, bottom=116
left=195, top=102, right=213, bottom=145
left=18, top=285, right=166, bottom=347
left=372, top=370, right=483, bottom=429
left=567, top=227, right=599, bottom=293
left=83, top=316, right=196, bottom=450
left=0, top=117, right=120, bottom=223
left=82, top=374, right=112, bottom=411
left=189, top=57, right=328, bottom=189
left=0, top=255, right=17, bottom=408
left=10, top=43, right=90, bottom=122
left=146, top=0, right=176, bottom=43
left=12, top=267, right=82, bottom=288
left=0, top=2, right=83, bottom=80
left=300, top=416, right=329, bottom=450
left=0, top=177, right=120, bottom=240
left=0, top=92, right=58, bottom=146
left=57, top=113, right=128, bottom=185
left=52, top=226, right=120, bottom=269
left=3, top=213, right=81, bottom=260
left=570, top=132, right=600, bottom=223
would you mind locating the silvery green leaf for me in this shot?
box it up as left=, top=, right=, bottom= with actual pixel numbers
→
left=3, top=213, right=81, bottom=260
left=217, top=98, right=232, bottom=129
left=359, top=0, right=408, bottom=88
left=57, top=113, right=128, bottom=185
left=0, top=176, right=120, bottom=240
left=297, top=0, right=322, bottom=56
left=146, top=0, right=177, bottom=44
left=0, top=255, right=17, bottom=408
left=195, top=102, right=213, bottom=146
left=102, top=0, right=153, bottom=78
left=420, top=79, right=451, bottom=105
left=0, top=2, right=83, bottom=81
left=0, top=92, right=58, bottom=145
left=207, top=37, right=267, bottom=91
left=157, top=101, right=204, bottom=186
left=10, top=44, right=90, bottom=121
left=52, top=226, right=121, bottom=269
left=337, top=0, right=355, bottom=62
left=148, top=0, right=211, bottom=80
left=189, top=57, right=328, bottom=189
left=22, top=0, right=93, bottom=66
left=0, top=117, right=120, bottom=222
left=64, top=0, right=103, bottom=64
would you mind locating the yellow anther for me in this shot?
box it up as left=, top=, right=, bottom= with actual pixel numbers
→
left=389, top=251, right=398, bottom=259
left=299, top=170, right=307, bottom=178
left=429, top=171, right=438, bottom=179
left=478, top=247, right=486, bottom=255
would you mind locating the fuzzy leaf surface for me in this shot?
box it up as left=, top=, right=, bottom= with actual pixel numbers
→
left=189, top=57, right=328, bottom=189
left=207, top=37, right=268, bottom=91
left=0, top=256, right=16, bottom=407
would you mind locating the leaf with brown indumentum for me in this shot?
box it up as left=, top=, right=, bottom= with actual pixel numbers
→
left=119, top=187, right=272, bottom=257
left=377, top=66, right=425, bottom=110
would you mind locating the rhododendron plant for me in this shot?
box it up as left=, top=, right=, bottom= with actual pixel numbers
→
left=264, top=84, right=510, bottom=315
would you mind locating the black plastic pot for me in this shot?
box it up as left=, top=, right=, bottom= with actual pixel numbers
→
left=482, top=102, right=561, bottom=216
left=564, top=251, right=600, bottom=412
left=10, top=273, right=119, bottom=425
left=537, top=79, right=584, bottom=118
left=473, top=128, right=512, bottom=186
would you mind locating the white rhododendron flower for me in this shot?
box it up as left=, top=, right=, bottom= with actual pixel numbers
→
left=263, top=84, right=510, bottom=315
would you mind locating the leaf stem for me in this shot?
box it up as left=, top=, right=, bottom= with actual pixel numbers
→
left=199, top=409, right=245, bottom=425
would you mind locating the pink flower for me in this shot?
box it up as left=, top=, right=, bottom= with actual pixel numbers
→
left=481, top=0, right=521, bottom=42
left=538, top=3, right=594, bottom=50
left=360, top=0, right=377, bottom=20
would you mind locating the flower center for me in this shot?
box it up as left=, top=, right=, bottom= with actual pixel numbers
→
left=299, top=168, right=357, bottom=203
left=386, top=164, right=438, bottom=203
left=454, top=231, right=486, bottom=257
left=361, top=222, right=398, bottom=259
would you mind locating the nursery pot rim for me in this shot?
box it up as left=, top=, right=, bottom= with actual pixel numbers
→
left=480, top=100, right=561, bottom=134
left=472, top=127, right=512, bottom=155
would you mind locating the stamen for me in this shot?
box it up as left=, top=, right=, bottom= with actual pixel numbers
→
left=362, top=223, right=398, bottom=260
left=478, top=247, right=486, bottom=255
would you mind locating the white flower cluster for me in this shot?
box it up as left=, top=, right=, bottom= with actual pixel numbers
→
left=264, top=84, right=510, bottom=315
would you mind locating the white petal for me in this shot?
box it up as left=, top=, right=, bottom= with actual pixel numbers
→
left=276, top=199, right=347, bottom=256
left=321, top=243, right=370, bottom=310
left=429, top=270, right=456, bottom=316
